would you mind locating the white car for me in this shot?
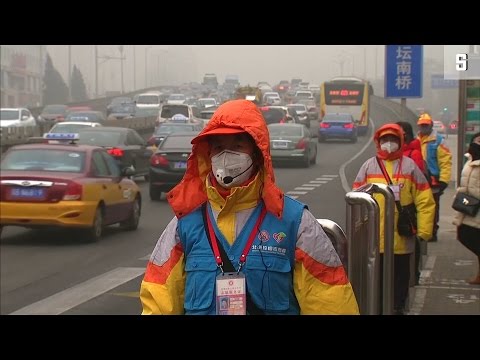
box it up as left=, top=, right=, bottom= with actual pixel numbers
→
left=48, top=121, right=103, bottom=134
left=0, top=108, right=36, bottom=128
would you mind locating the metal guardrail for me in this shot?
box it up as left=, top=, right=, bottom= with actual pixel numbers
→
left=345, top=183, right=395, bottom=315
left=0, top=116, right=157, bottom=154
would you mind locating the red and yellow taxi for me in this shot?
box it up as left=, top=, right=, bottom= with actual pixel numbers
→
left=0, top=134, right=141, bottom=242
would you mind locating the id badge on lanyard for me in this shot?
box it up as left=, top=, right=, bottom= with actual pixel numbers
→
left=216, top=273, right=246, bottom=315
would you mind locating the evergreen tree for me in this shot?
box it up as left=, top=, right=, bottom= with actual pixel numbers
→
left=71, top=65, right=88, bottom=102
left=42, top=53, right=69, bottom=105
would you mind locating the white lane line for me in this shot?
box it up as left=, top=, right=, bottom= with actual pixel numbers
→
left=409, top=255, right=436, bottom=315
left=339, top=118, right=376, bottom=193
left=139, top=254, right=151, bottom=261
left=10, top=267, right=146, bottom=315
left=316, top=177, right=333, bottom=181
left=287, top=191, right=307, bottom=195
left=310, top=180, right=328, bottom=184
left=295, top=187, right=315, bottom=191
left=304, top=183, right=322, bottom=187
left=322, top=175, right=339, bottom=178
left=288, top=195, right=299, bottom=199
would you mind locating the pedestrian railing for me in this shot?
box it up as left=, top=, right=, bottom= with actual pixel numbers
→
left=317, top=219, right=348, bottom=272
left=345, top=183, right=395, bottom=315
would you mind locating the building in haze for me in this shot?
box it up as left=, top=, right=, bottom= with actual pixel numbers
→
left=0, top=45, right=46, bottom=108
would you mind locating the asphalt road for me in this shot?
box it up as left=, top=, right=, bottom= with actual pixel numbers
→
left=1, top=107, right=390, bottom=315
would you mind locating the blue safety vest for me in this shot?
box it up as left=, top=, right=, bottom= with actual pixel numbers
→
left=177, top=196, right=306, bottom=315
left=425, top=134, right=443, bottom=178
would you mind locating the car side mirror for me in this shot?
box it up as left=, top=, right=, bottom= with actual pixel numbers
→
left=22, top=115, right=29, bottom=121
left=121, top=166, right=135, bottom=177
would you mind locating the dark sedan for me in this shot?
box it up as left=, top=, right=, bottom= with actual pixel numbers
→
left=149, top=132, right=197, bottom=200
left=268, top=123, right=317, bottom=167
left=77, top=127, right=153, bottom=179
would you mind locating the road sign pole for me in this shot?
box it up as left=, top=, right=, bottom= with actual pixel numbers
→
left=401, top=98, right=406, bottom=121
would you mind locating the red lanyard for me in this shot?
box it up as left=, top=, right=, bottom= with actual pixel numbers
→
left=205, top=203, right=267, bottom=273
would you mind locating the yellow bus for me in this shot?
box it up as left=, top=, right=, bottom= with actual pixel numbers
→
left=320, top=77, right=373, bottom=136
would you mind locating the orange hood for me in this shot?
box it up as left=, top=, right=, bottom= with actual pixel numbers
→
left=167, top=99, right=284, bottom=219
left=374, top=123, right=404, bottom=160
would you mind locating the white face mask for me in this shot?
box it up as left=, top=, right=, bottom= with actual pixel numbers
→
left=211, top=150, right=254, bottom=188
left=380, top=141, right=399, bottom=153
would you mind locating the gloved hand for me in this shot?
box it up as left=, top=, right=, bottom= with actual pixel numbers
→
left=438, top=181, right=448, bottom=192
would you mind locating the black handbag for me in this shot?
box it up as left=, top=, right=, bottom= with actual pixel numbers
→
left=452, top=169, right=480, bottom=217
left=452, top=192, right=480, bottom=216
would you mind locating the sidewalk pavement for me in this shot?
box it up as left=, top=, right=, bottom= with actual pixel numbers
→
left=407, top=135, right=480, bottom=315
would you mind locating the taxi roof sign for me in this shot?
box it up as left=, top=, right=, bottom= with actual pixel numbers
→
left=44, top=133, right=80, bottom=140
left=43, top=133, right=80, bottom=144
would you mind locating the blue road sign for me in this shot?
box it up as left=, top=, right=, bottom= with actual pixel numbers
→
left=385, top=45, right=423, bottom=98
left=431, top=74, right=459, bottom=89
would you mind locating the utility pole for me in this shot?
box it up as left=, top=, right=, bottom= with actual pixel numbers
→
left=119, top=45, right=124, bottom=94
left=133, top=45, right=136, bottom=91
left=95, top=45, right=98, bottom=98
left=145, top=46, right=152, bottom=88
left=363, top=47, right=367, bottom=80
left=68, top=45, right=72, bottom=101
left=95, top=46, right=125, bottom=97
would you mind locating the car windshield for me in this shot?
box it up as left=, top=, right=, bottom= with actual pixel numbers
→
left=260, top=108, right=285, bottom=124
left=161, top=105, right=189, bottom=118
left=78, top=131, right=123, bottom=147
left=42, top=105, right=67, bottom=114
left=159, top=135, right=194, bottom=150
left=110, top=104, right=135, bottom=113
left=0, top=110, right=20, bottom=120
left=66, top=112, right=101, bottom=122
left=137, top=95, right=159, bottom=104
left=50, top=124, right=96, bottom=133
left=1, top=149, right=85, bottom=172
left=269, top=125, right=303, bottom=137
left=155, top=124, right=195, bottom=134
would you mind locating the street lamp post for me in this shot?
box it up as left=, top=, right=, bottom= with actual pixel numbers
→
left=145, top=46, right=153, bottom=88
left=133, top=45, right=136, bottom=91
left=118, top=45, right=124, bottom=94
left=68, top=45, right=72, bottom=101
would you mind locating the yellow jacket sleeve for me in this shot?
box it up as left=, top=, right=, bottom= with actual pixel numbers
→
left=140, top=217, right=186, bottom=315
left=293, top=210, right=359, bottom=315
left=437, top=140, right=452, bottom=184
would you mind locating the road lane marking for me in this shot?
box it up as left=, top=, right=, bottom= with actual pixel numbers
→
left=339, top=118, right=376, bottom=193
left=315, top=177, right=333, bottom=181
left=10, top=267, right=146, bottom=315
left=287, top=191, right=307, bottom=195
left=288, top=195, right=299, bottom=199
left=304, top=183, right=322, bottom=187
left=295, top=187, right=315, bottom=191
left=310, top=180, right=328, bottom=184
left=322, top=175, right=339, bottom=177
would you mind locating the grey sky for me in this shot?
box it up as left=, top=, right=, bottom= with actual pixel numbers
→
left=47, top=45, right=445, bottom=97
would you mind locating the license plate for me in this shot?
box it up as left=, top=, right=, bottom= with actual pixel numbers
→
left=174, top=161, right=187, bottom=169
left=272, top=141, right=288, bottom=149
left=10, top=187, right=45, bottom=199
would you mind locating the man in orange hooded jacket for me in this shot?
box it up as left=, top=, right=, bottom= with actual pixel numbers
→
left=353, top=123, right=435, bottom=314
left=140, top=99, right=359, bottom=315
